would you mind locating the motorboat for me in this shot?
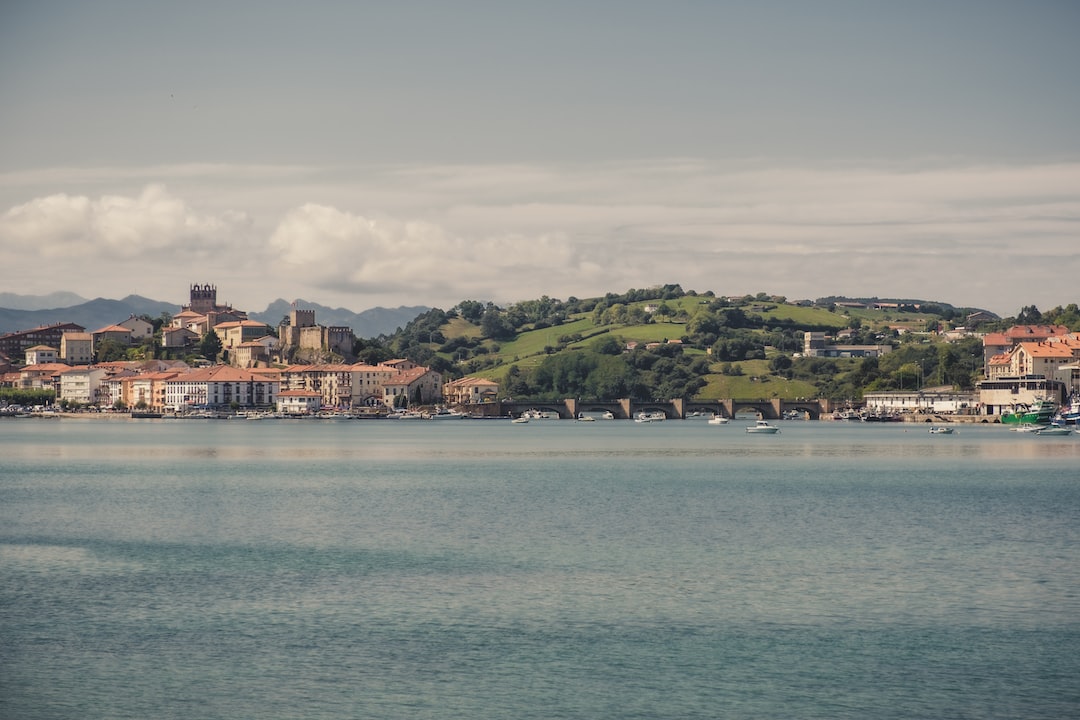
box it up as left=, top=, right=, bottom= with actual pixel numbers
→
left=928, top=426, right=954, bottom=434
left=1035, top=425, right=1072, bottom=436
left=577, top=413, right=596, bottom=422
left=511, top=415, right=529, bottom=424
left=745, top=420, right=780, bottom=434
left=707, top=414, right=730, bottom=425
left=1011, top=423, right=1042, bottom=433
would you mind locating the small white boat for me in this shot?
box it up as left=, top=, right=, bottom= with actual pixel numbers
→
left=928, top=426, right=954, bottom=434
left=511, top=415, right=529, bottom=424
left=1012, top=424, right=1043, bottom=433
left=577, top=413, right=596, bottom=422
left=707, top=415, right=730, bottom=425
left=602, top=411, right=615, bottom=420
left=1036, top=425, right=1072, bottom=436
left=745, top=420, right=780, bottom=434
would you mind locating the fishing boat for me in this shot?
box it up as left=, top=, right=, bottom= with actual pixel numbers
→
left=745, top=420, right=780, bottom=434
left=1054, top=394, right=1080, bottom=424
left=928, top=426, right=954, bottom=434
left=1001, top=399, right=1056, bottom=425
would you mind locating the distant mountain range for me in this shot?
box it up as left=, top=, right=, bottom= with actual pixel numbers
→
left=0, top=294, right=429, bottom=338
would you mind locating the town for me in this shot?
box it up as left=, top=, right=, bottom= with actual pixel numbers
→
left=1, top=283, right=1078, bottom=424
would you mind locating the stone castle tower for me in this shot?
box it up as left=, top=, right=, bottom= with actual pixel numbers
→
left=188, top=284, right=218, bottom=314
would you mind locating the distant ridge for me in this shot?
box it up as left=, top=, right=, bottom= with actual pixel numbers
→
left=0, top=296, right=180, bottom=335
left=250, top=299, right=430, bottom=338
left=0, top=291, right=89, bottom=311
left=0, top=294, right=429, bottom=338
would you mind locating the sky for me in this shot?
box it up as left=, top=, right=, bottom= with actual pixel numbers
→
left=1, top=1, right=1078, bottom=318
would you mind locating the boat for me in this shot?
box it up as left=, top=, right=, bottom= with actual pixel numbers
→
left=634, top=411, right=666, bottom=423
left=1035, top=425, right=1072, bottom=436
left=1011, top=423, right=1043, bottom=433
left=745, top=420, right=780, bottom=434
left=1054, top=394, right=1080, bottom=424
left=428, top=407, right=467, bottom=420
left=707, top=414, right=730, bottom=425
left=388, top=410, right=426, bottom=420
left=1001, top=399, right=1056, bottom=425
left=601, top=411, right=615, bottom=420
left=511, top=415, right=529, bottom=424
left=928, top=426, right=954, bottom=435
left=577, top=413, right=596, bottom=422
left=130, top=411, right=163, bottom=419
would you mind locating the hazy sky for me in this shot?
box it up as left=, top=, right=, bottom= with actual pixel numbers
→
left=2, top=1, right=1078, bottom=317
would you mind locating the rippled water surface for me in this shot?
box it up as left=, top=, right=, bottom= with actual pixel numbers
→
left=2, top=418, right=1078, bottom=719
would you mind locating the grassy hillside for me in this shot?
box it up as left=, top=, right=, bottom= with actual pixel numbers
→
left=410, top=292, right=971, bottom=401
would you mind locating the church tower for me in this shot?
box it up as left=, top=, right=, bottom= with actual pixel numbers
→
left=189, top=284, right=217, bottom=314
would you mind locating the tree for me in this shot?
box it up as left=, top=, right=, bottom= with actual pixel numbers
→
left=94, top=339, right=127, bottom=363
left=1016, top=305, right=1043, bottom=324
left=199, top=330, right=223, bottom=360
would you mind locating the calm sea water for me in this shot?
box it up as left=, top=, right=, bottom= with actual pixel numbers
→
left=2, top=417, right=1078, bottom=719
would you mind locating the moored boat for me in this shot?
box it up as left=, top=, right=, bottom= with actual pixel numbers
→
left=707, top=414, right=730, bottom=425
left=634, top=411, right=666, bottom=423
left=928, top=426, right=954, bottom=434
left=1035, top=425, right=1072, bottom=436
left=746, top=420, right=780, bottom=434
left=1001, top=399, right=1056, bottom=425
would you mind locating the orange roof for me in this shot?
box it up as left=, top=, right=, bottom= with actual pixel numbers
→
left=1018, top=342, right=1075, bottom=359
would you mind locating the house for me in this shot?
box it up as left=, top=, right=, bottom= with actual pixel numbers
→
left=803, top=331, right=891, bottom=359
left=382, top=366, right=443, bottom=408
left=117, top=315, right=154, bottom=342
left=14, top=363, right=70, bottom=391
left=60, top=332, right=94, bottom=364
left=125, top=371, right=182, bottom=411
left=57, top=366, right=109, bottom=406
left=92, top=324, right=134, bottom=348
left=346, top=363, right=398, bottom=407
left=163, top=365, right=279, bottom=411
left=233, top=337, right=278, bottom=368
left=24, top=345, right=58, bottom=365
left=443, top=377, right=499, bottom=405
left=982, top=324, right=1071, bottom=371
left=162, top=326, right=200, bottom=349
left=98, top=369, right=139, bottom=408
left=276, top=389, right=322, bottom=415
left=0, top=322, right=85, bottom=359
left=213, top=320, right=274, bottom=352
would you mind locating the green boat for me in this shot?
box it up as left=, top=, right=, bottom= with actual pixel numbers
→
left=1001, top=399, right=1056, bottom=425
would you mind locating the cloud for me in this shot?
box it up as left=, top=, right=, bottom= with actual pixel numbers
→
left=2, top=160, right=1078, bottom=315
left=1, top=184, right=252, bottom=261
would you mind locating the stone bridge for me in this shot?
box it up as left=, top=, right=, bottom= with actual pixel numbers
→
left=470, top=398, right=838, bottom=420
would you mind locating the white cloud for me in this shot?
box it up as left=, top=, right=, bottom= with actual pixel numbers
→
left=2, top=160, right=1078, bottom=315
left=1, top=184, right=252, bottom=261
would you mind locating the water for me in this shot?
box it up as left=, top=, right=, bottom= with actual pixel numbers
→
left=2, top=418, right=1078, bottom=719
